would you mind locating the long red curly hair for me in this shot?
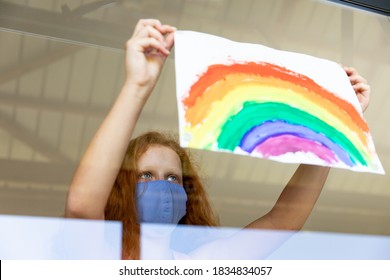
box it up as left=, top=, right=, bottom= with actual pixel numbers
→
left=104, top=131, right=219, bottom=259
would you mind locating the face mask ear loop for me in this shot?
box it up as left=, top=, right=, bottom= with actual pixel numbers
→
left=136, top=182, right=148, bottom=198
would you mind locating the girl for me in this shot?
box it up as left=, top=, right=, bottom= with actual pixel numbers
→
left=65, top=19, right=370, bottom=259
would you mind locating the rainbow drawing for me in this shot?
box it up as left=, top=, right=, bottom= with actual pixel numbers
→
left=174, top=31, right=384, bottom=174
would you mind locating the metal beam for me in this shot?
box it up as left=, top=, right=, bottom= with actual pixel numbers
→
left=0, top=92, right=108, bottom=116
left=0, top=159, right=75, bottom=185
left=0, top=45, right=83, bottom=85
left=0, top=110, right=72, bottom=163
left=0, top=91, right=175, bottom=125
left=0, top=1, right=278, bottom=52
left=0, top=1, right=132, bottom=51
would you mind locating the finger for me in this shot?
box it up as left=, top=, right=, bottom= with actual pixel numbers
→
left=133, top=18, right=162, bottom=36
left=349, top=74, right=367, bottom=86
left=164, top=32, right=175, bottom=51
left=159, top=24, right=177, bottom=35
left=136, top=37, right=170, bottom=56
left=343, top=66, right=356, bottom=76
left=353, top=82, right=370, bottom=94
left=136, top=25, right=165, bottom=43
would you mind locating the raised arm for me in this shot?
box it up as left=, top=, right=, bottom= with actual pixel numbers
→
left=245, top=66, right=370, bottom=231
left=65, top=19, right=175, bottom=219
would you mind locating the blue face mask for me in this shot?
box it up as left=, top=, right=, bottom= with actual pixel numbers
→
left=136, top=180, right=188, bottom=224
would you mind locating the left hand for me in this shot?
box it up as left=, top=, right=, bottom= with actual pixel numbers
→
left=343, top=66, right=370, bottom=112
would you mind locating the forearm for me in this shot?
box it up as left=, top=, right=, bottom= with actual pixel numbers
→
left=268, top=164, right=330, bottom=230
left=65, top=83, right=149, bottom=219
left=246, top=164, right=330, bottom=230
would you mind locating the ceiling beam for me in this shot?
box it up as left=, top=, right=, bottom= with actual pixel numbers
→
left=0, top=92, right=108, bottom=116
left=0, top=45, right=83, bottom=85
left=0, top=1, right=277, bottom=51
left=0, top=110, right=72, bottom=163
left=0, top=1, right=133, bottom=50
left=0, top=159, right=75, bottom=185
left=0, top=91, right=175, bottom=126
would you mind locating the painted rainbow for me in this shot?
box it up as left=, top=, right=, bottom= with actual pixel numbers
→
left=182, top=61, right=381, bottom=172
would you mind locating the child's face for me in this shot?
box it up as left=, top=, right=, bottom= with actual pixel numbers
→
left=137, top=144, right=183, bottom=185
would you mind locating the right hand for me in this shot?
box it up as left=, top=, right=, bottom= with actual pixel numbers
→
left=343, top=66, right=370, bottom=112
left=124, top=19, right=175, bottom=97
